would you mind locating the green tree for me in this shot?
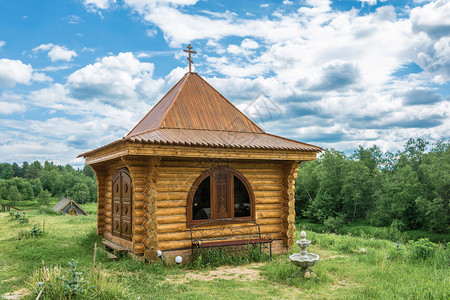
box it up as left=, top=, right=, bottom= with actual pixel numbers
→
left=1, top=163, right=14, bottom=179
left=7, top=186, right=22, bottom=205
left=37, top=190, right=52, bottom=206
left=72, top=183, right=90, bottom=204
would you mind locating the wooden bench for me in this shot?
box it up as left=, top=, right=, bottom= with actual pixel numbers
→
left=102, top=240, right=129, bottom=259
left=190, top=218, right=273, bottom=259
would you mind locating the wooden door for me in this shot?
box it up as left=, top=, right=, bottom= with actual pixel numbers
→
left=112, top=168, right=132, bottom=241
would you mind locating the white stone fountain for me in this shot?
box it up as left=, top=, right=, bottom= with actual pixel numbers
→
left=289, top=231, right=319, bottom=277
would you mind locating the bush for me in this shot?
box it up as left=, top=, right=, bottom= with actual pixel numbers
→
left=9, top=211, right=29, bottom=223
left=17, top=224, right=43, bottom=240
left=323, top=215, right=345, bottom=233
left=37, top=205, right=60, bottom=215
left=407, top=238, right=438, bottom=261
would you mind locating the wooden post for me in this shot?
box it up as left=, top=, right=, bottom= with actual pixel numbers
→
left=92, top=242, right=97, bottom=278
left=96, top=262, right=101, bottom=292
left=42, top=260, right=46, bottom=281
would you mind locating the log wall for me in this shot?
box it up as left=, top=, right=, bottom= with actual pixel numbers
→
left=94, top=156, right=301, bottom=256
left=155, top=158, right=294, bottom=251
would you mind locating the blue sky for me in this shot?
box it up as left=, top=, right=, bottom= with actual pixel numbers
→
left=0, top=0, right=449, bottom=167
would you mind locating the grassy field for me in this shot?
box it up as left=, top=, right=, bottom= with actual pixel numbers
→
left=0, top=204, right=449, bottom=299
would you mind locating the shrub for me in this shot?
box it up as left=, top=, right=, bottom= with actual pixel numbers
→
left=37, top=205, right=60, bottom=215
left=9, top=211, right=29, bottom=223
left=17, top=224, right=43, bottom=240
left=407, top=238, right=438, bottom=261
left=323, top=214, right=345, bottom=233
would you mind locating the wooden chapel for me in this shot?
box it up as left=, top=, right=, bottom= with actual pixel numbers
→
left=79, top=47, right=322, bottom=261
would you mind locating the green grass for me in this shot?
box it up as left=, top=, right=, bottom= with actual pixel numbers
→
left=298, top=218, right=450, bottom=244
left=1, top=206, right=449, bottom=299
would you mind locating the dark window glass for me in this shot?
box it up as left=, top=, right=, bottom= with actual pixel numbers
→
left=233, top=176, right=250, bottom=217
left=193, top=176, right=211, bottom=220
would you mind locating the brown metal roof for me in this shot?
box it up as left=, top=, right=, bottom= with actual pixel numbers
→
left=127, top=128, right=322, bottom=151
left=80, top=72, right=322, bottom=158
left=127, top=72, right=263, bottom=137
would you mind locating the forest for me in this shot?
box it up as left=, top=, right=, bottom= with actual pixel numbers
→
left=295, top=138, right=449, bottom=234
left=0, top=138, right=448, bottom=235
left=0, top=161, right=96, bottom=207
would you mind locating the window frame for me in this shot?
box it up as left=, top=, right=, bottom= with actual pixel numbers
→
left=186, top=167, right=255, bottom=227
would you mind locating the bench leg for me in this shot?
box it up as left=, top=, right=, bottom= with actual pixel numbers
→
left=270, top=243, right=272, bottom=260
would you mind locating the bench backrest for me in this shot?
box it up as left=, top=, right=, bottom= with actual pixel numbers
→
left=190, top=219, right=262, bottom=243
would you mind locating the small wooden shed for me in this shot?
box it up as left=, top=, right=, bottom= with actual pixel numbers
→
left=53, top=197, right=88, bottom=216
left=79, top=71, right=322, bottom=261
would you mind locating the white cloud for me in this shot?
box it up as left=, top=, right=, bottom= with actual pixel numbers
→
left=0, top=41, right=5, bottom=48
left=0, top=102, right=26, bottom=115
left=146, top=28, right=158, bottom=37
left=260, top=4, right=269, bottom=8
left=241, top=39, right=258, bottom=49
left=358, top=0, right=377, bottom=6
left=84, top=0, right=116, bottom=12
left=33, top=43, right=78, bottom=62
left=0, top=59, right=33, bottom=87
left=67, top=52, right=163, bottom=103
left=32, top=72, right=53, bottom=82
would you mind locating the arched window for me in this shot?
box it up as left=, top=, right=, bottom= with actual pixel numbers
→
left=187, top=167, right=255, bottom=226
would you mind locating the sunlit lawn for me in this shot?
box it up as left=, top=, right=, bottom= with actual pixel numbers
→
left=0, top=204, right=448, bottom=299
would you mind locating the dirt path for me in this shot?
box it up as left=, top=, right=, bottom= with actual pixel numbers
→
left=167, top=262, right=264, bottom=283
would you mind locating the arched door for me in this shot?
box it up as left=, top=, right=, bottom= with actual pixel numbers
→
left=112, top=168, right=132, bottom=241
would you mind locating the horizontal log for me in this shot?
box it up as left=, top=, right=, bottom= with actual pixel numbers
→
left=255, top=204, right=282, bottom=210
left=105, top=211, right=111, bottom=218
left=158, top=240, right=191, bottom=251
left=105, top=204, right=112, bottom=211
left=135, top=226, right=145, bottom=235
left=157, top=185, right=191, bottom=193
left=255, top=197, right=281, bottom=204
left=157, top=192, right=188, bottom=201
left=135, top=218, right=144, bottom=226
left=248, top=179, right=281, bottom=185
left=256, top=218, right=281, bottom=225
left=254, top=191, right=282, bottom=198
left=97, top=208, right=105, bottom=215
left=251, top=184, right=282, bottom=192
left=134, top=234, right=144, bottom=243
left=135, top=210, right=145, bottom=218
left=156, top=207, right=186, bottom=216
left=257, top=210, right=283, bottom=219
left=105, top=224, right=111, bottom=233
left=134, top=244, right=144, bottom=254
left=260, top=225, right=283, bottom=234
left=134, top=186, right=146, bottom=193
left=135, top=201, right=145, bottom=209
left=157, top=215, right=187, bottom=224
left=157, top=223, right=189, bottom=234
left=159, top=161, right=282, bottom=169
left=157, top=200, right=187, bottom=208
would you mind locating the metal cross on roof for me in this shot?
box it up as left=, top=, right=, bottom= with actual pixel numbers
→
left=183, top=44, right=197, bottom=73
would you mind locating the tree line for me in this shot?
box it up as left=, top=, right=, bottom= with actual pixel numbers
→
left=0, top=161, right=96, bottom=206
left=295, top=138, right=449, bottom=233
